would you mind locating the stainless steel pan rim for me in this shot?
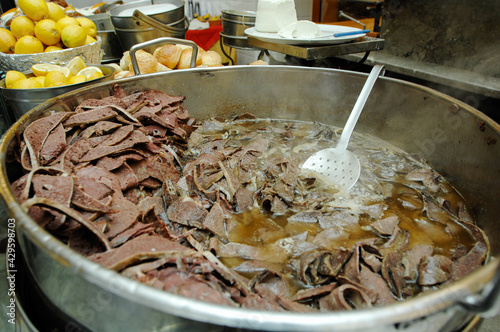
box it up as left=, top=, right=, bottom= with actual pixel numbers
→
left=1, top=65, right=499, bottom=331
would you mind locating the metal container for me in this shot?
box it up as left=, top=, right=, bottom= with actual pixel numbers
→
left=0, top=64, right=115, bottom=122
left=221, top=9, right=256, bottom=49
left=96, top=30, right=124, bottom=63
left=0, top=37, right=103, bottom=72
left=0, top=66, right=499, bottom=331
left=89, top=13, right=124, bottom=62
left=109, top=0, right=188, bottom=51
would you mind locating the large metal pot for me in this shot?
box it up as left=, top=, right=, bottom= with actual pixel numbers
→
left=109, top=0, right=188, bottom=51
left=0, top=66, right=499, bottom=331
left=89, top=13, right=124, bottom=62
left=221, top=10, right=256, bottom=49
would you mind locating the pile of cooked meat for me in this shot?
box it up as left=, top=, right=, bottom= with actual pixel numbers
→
left=9, top=85, right=489, bottom=312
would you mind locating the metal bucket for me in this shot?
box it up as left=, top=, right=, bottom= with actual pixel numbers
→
left=109, top=0, right=188, bottom=51
left=89, top=13, right=124, bottom=62
left=221, top=10, right=256, bottom=49
left=0, top=64, right=115, bottom=122
left=0, top=66, right=499, bottom=331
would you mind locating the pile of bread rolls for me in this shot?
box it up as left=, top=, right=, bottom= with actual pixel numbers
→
left=114, top=43, right=223, bottom=79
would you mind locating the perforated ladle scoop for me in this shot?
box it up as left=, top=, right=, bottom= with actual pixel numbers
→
left=301, top=65, right=385, bottom=190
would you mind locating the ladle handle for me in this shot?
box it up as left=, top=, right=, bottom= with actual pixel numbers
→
left=337, top=64, right=385, bottom=151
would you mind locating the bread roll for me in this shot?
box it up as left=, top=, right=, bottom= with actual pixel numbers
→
left=177, top=44, right=192, bottom=51
left=134, top=49, right=158, bottom=74
left=154, top=44, right=182, bottom=69
left=249, top=60, right=269, bottom=65
left=176, top=47, right=203, bottom=69
left=119, top=49, right=158, bottom=74
left=156, top=62, right=172, bottom=72
left=107, top=63, right=123, bottom=73
left=119, top=51, right=131, bottom=71
left=199, top=51, right=223, bottom=67
left=114, top=71, right=134, bottom=79
left=152, top=47, right=161, bottom=58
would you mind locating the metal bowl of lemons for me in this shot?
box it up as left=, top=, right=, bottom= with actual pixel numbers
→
left=0, top=58, right=115, bottom=121
left=0, top=37, right=103, bottom=73
left=0, top=0, right=103, bottom=72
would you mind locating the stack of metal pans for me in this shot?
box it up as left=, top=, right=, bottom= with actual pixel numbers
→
left=221, top=10, right=256, bottom=49
left=109, top=0, right=188, bottom=51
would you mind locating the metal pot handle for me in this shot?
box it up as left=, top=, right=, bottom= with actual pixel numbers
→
left=129, top=37, right=199, bottom=75
left=99, top=0, right=124, bottom=13
left=459, top=259, right=500, bottom=317
left=133, top=10, right=189, bottom=35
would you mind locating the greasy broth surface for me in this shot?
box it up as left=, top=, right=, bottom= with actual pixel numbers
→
left=195, top=119, right=476, bottom=281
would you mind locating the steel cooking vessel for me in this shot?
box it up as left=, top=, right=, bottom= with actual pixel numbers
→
left=109, top=0, right=188, bottom=51
left=221, top=10, right=256, bottom=49
left=0, top=66, right=499, bottom=331
left=89, top=13, right=124, bottom=62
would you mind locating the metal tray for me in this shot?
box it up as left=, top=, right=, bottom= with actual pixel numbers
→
left=247, top=36, right=385, bottom=60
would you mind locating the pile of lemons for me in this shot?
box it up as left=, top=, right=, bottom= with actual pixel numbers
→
left=0, top=0, right=97, bottom=54
left=4, top=56, right=104, bottom=89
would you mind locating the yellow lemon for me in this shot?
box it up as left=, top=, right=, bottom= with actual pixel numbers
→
left=44, top=71, right=68, bottom=87
left=76, top=17, right=97, bottom=38
left=0, top=28, right=16, bottom=53
left=10, top=16, right=35, bottom=39
left=61, top=24, right=86, bottom=48
left=53, top=40, right=64, bottom=48
left=28, top=77, right=44, bottom=87
left=47, top=3, right=65, bottom=22
left=66, top=56, right=86, bottom=76
left=76, top=66, right=102, bottom=79
left=33, top=76, right=46, bottom=85
left=1, top=8, right=18, bottom=19
left=45, top=45, right=63, bottom=52
left=34, top=19, right=61, bottom=46
left=88, top=71, right=104, bottom=80
left=56, top=16, right=79, bottom=32
left=12, top=78, right=43, bottom=89
left=5, top=71, right=27, bottom=89
left=58, top=66, right=72, bottom=78
left=68, top=75, right=87, bottom=85
left=14, top=35, right=44, bottom=54
left=84, top=35, right=97, bottom=45
left=18, top=0, right=49, bottom=22
left=31, top=63, right=61, bottom=76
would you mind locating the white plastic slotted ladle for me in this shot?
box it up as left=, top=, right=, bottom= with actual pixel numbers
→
left=302, top=65, right=385, bottom=190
